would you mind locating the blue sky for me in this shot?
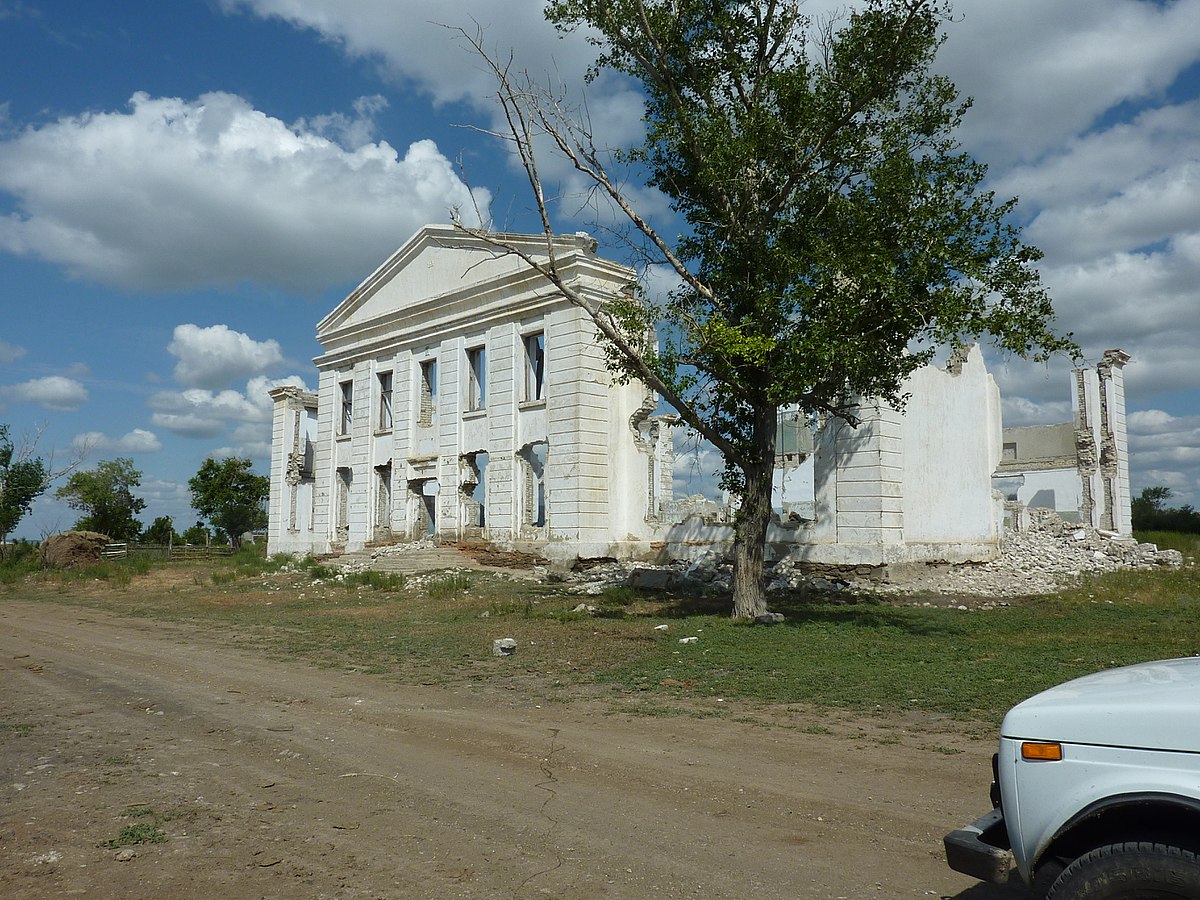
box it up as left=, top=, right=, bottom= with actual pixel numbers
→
left=2, top=0, right=1199, bottom=539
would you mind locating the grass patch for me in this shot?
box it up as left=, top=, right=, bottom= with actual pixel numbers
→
left=427, top=571, right=473, bottom=599
left=101, top=823, right=167, bottom=848
left=0, top=721, right=38, bottom=739
left=8, top=553, right=1200, bottom=726
left=100, top=806, right=169, bottom=848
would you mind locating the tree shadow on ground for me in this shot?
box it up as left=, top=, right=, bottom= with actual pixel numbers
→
left=639, top=587, right=969, bottom=639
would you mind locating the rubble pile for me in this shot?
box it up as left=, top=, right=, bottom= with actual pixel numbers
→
left=558, top=513, right=1186, bottom=600
left=872, top=516, right=1185, bottom=598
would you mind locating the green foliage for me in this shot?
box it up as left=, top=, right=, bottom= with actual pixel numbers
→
left=1132, top=486, right=1200, bottom=535
left=188, top=457, right=269, bottom=550
left=0, top=424, right=49, bottom=551
left=142, top=515, right=179, bottom=545
left=348, top=570, right=408, bottom=591
left=534, top=0, right=1076, bottom=616
left=180, top=521, right=210, bottom=545
left=55, top=458, right=145, bottom=541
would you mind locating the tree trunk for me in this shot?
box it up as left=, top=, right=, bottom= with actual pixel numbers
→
left=730, top=404, right=778, bottom=619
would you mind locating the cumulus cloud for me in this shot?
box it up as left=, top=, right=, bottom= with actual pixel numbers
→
left=221, top=0, right=649, bottom=219
left=169, top=323, right=284, bottom=390
left=0, top=375, right=88, bottom=411
left=149, top=374, right=307, bottom=442
left=933, top=0, right=1200, bottom=165
left=0, top=340, right=25, bottom=364
left=71, top=428, right=162, bottom=454
left=0, top=91, right=489, bottom=292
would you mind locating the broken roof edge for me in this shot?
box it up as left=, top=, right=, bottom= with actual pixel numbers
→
left=316, top=224, right=632, bottom=337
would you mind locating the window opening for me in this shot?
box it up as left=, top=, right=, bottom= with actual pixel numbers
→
left=467, top=346, right=487, bottom=411
left=524, top=332, right=544, bottom=402
left=377, top=371, right=393, bottom=431
left=418, top=359, right=437, bottom=427
left=339, top=380, right=353, bottom=436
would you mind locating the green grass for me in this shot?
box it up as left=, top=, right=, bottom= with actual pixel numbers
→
left=6, top=543, right=1199, bottom=726
left=100, top=806, right=169, bottom=848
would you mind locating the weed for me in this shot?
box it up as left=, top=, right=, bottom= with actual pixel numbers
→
left=800, top=724, right=833, bottom=735
left=489, top=598, right=536, bottom=617
left=343, top=570, right=407, bottom=592
left=427, top=572, right=473, bottom=599
left=101, top=823, right=167, bottom=848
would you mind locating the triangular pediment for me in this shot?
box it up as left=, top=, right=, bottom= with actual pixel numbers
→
left=317, top=225, right=605, bottom=341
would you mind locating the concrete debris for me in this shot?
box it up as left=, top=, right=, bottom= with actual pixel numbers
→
left=492, top=638, right=517, bottom=657
left=370, top=539, right=438, bottom=556
left=678, top=636, right=699, bottom=644
left=554, top=513, right=1185, bottom=600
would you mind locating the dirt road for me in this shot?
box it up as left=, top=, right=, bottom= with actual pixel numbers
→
left=1, top=599, right=1026, bottom=899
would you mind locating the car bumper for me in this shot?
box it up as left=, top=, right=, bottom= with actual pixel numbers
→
left=944, top=808, right=1015, bottom=884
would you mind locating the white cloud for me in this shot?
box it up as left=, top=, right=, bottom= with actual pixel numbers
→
left=1000, top=396, right=1074, bottom=428
left=0, top=91, right=489, bottom=292
left=934, top=0, right=1200, bottom=165
left=71, top=428, right=162, bottom=454
left=169, top=323, right=284, bottom=389
left=149, top=374, right=307, bottom=442
left=0, top=339, right=25, bottom=364
left=0, top=375, right=88, bottom=411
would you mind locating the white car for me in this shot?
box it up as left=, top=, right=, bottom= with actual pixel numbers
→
left=945, top=657, right=1200, bottom=898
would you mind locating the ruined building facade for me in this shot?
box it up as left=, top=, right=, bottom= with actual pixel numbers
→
left=993, top=349, right=1132, bottom=534
left=266, top=226, right=674, bottom=560
left=268, top=225, right=1133, bottom=570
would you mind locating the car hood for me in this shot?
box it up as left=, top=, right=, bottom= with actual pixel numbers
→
left=1001, top=657, right=1200, bottom=753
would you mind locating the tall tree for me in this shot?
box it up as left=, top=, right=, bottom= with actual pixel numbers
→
left=143, top=515, right=179, bottom=545
left=56, top=457, right=145, bottom=541
left=0, top=424, right=49, bottom=554
left=457, top=0, right=1076, bottom=617
left=188, top=457, right=268, bottom=550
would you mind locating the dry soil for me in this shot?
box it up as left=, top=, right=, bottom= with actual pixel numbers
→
left=1, top=598, right=1030, bottom=899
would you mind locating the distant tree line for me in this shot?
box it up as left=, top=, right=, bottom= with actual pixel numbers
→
left=2, top=420, right=270, bottom=552
left=1132, top=486, right=1200, bottom=535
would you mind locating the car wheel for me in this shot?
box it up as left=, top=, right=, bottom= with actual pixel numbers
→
left=1046, top=841, right=1200, bottom=899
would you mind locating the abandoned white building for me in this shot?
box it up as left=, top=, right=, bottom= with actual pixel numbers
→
left=267, top=225, right=674, bottom=562
left=992, top=349, right=1131, bottom=534
left=267, top=225, right=1131, bottom=570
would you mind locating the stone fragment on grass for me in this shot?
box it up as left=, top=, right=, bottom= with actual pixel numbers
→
left=492, top=638, right=517, bottom=657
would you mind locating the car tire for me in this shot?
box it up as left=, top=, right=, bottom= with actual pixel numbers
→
left=1046, top=841, right=1200, bottom=899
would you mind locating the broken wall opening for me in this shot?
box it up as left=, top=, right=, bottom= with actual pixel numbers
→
left=336, top=467, right=351, bottom=541
left=517, top=441, right=547, bottom=532
left=374, top=462, right=392, bottom=540
left=460, top=451, right=489, bottom=535
left=407, top=478, right=437, bottom=537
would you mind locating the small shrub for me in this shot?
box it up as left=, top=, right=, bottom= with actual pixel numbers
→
left=427, top=572, right=473, bottom=599
left=101, top=823, right=167, bottom=848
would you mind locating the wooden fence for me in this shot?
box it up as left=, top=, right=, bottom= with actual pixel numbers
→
left=101, top=542, right=234, bottom=561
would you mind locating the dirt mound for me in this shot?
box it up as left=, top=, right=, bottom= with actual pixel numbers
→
left=39, top=531, right=111, bottom=568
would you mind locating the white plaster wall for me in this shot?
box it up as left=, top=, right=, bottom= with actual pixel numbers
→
left=900, top=347, right=1001, bottom=543
left=1015, top=467, right=1082, bottom=519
